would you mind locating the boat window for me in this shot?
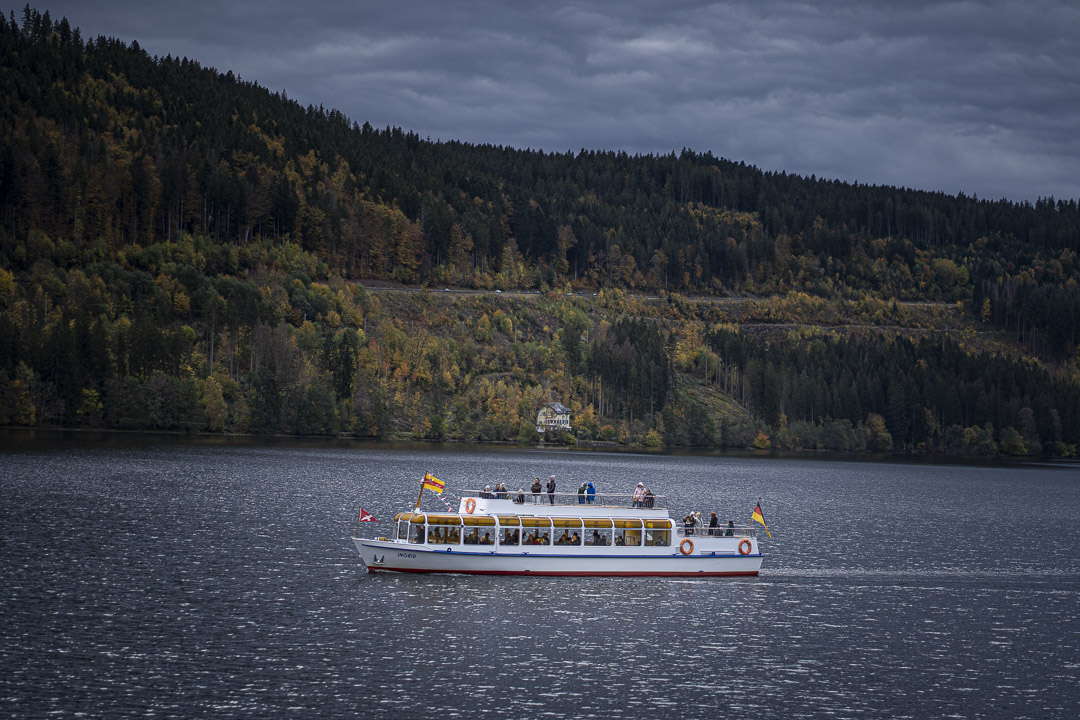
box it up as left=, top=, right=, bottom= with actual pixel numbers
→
left=584, top=526, right=612, bottom=547
left=497, top=516, right=519, bottom=546
left=522, top=529, right=550, bottom=545
left=613, top=519, right=642, bottom=547
left=520, top=517, right=551, bottom=546
left=397, top=519, right=410, bottom=541
left=462, top=527, right=495, bottom=545
left=644, top=519, right=672, bottom=547
left=427, top=515, right=460, bottom=544
left=409, top=522, right=426, bottom=544
left=554, top=528, right=581, bottom=545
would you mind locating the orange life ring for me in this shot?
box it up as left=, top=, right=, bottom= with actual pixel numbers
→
left=738, top=539, right=752, bottom=555
left=679, top=538, right=694, bottom=555
left=464, top=498, right=476, bottom=514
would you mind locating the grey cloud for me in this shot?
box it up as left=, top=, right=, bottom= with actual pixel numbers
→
left=17, top=0, right=1080, bottom=202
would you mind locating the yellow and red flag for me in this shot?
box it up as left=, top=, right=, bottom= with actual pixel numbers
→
left=751, top=500, right=771, bottom=538
left=422, top=473, right=445, bottom=494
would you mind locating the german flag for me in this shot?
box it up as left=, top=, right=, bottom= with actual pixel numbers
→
left=422, top=473, right=445, bottom=494
left=751, top=500, right=771, bottom=538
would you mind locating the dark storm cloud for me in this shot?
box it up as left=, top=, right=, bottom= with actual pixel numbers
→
left=21, top=1, right=1080, bottom=202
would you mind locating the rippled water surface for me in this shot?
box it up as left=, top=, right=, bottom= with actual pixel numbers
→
left=2, top=433, right=1078, bottom=718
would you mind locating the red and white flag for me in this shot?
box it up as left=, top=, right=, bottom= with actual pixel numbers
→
left=358, top=507, right=378, bottom=523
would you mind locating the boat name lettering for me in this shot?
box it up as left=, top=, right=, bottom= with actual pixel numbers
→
left=397, top=552, right=417, bottom=559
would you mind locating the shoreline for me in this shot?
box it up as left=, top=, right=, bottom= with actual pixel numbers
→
left=1, top=426, right=1074, bottom=469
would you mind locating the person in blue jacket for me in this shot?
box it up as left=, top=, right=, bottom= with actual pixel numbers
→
left=586, top=481, right=596, bottom=504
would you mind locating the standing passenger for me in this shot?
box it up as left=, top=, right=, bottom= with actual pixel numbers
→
left=633, top=483, right=646, bottom=507
left=531, top=477, right=542, bottom=504
left=546, top=475, right=557, bottom=505
left=578, top=482, right=587, bottom=504
left=708, top=511, right=719, bottom=536
left=586, top=481, right=596, bottom=504
left=644, top=488, right=655, bottom=508
left=516, top=488, right=525, bottom=504
left=725, top=520, right=735, bottom=537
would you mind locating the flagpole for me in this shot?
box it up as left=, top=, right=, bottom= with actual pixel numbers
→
left=415, top=473, right=427, bottom=511
left=356, top=503, right=362, bottom=537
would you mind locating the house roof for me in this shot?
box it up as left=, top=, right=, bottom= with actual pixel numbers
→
left=546, top=402, right=571, bottom=414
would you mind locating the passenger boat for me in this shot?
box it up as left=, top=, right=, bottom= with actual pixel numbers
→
left=352, top=486, right=764, bottom=577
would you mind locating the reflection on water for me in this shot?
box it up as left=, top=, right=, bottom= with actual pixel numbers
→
left=1, top=433, right=1078, bottom=718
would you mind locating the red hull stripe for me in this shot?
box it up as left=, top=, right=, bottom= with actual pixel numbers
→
left=368, top=567, right=760, bottom=577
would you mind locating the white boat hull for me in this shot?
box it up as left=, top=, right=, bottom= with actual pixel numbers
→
left=354, top=537, right=762, bottom=577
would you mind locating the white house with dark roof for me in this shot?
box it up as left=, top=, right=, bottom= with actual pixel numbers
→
left=536, top=401, right=572, bottom=434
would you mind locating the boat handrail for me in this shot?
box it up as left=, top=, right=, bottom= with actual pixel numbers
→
left=461, top=489, right=665, bottom=509
left=675, top=527, right=757, bottom=539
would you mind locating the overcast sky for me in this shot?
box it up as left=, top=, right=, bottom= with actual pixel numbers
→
left=18, top=1, right=1080, bottom=203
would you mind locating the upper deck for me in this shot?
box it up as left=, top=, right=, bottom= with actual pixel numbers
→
left=457, top=489, right=667, bottom=520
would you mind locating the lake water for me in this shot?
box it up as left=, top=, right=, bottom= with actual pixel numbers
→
left=1, top=432, right=1078, bottom=719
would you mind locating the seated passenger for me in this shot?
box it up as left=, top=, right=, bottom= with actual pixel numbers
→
left=615, top=535, right=625, bottom=546
left=644, top=488, right=654, bottom=508
left=557, top=530, right=570, bottom=545
left=570, top=532, right=580, bottom=545
left=516, top=489, right=525, bottom=504
left=481, top=532, right=492, bottom=545
left=591, top=530, right=602, bottom=545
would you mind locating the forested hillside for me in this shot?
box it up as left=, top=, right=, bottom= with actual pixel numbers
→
left=1, top=8, right=1078, bottom=455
